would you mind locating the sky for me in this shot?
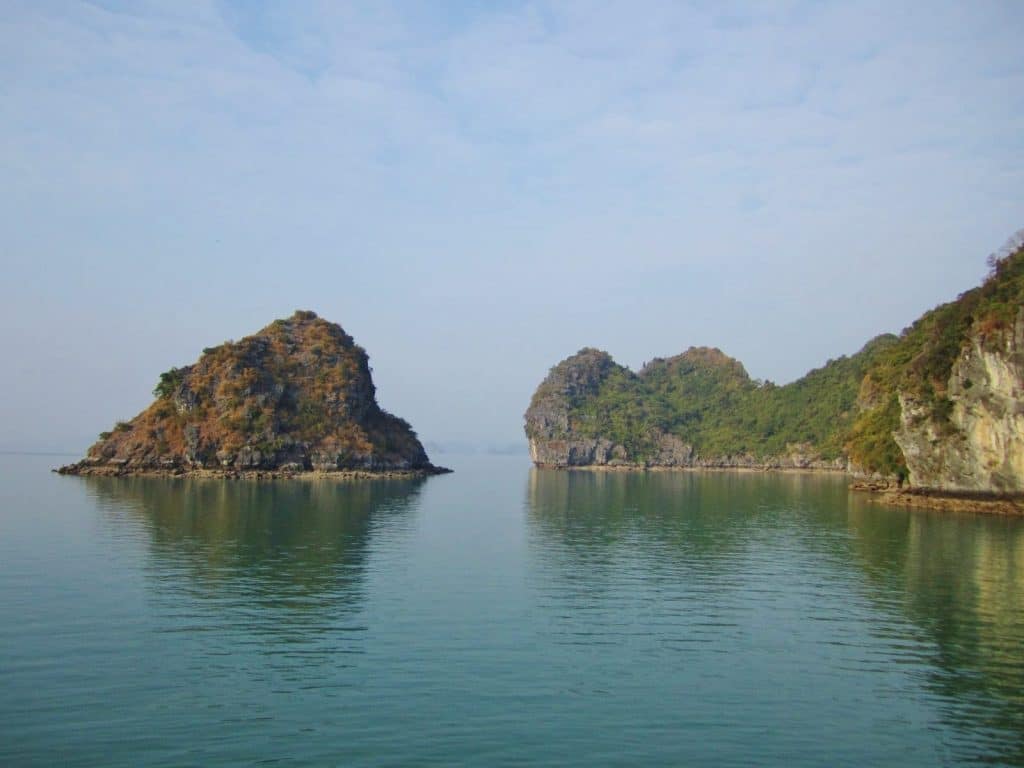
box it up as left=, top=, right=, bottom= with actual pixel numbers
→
left=1, top=0, right=1022, bottom=454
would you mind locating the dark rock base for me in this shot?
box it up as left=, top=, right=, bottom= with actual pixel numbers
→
left=55, top=463, right=452, bottom=480
left=851, top=484, right=1024, bottom=515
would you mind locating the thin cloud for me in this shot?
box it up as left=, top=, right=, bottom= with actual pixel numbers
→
left=0, top=0, right=1022, bottom=451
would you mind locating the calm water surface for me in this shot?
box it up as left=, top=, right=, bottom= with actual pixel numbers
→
left=1, top=454, right=1022, bottom=766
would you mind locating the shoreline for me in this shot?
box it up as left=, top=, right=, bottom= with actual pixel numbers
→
left=854, top=485, right=1024, bottom=516
left=54, top=464, right=452, bottom=481
left=532, top=464, right=848, bottom=475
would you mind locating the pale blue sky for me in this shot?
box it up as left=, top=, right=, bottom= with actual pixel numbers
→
left=1, top=0, right=1022, bottom=453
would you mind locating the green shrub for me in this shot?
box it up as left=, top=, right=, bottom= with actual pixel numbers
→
left=153, top=367, right=186, bottom=399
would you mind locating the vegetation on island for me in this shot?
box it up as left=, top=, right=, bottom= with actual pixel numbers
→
left=63, top=310, right=440, bottom=475
left=847, top=234, right=1024, bottom=478
left=563, top=337, right=896, bottom=463
left=528, top=232, right=1024, bottom=478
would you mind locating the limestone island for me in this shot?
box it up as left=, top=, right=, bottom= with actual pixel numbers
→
left=58, top=311, right=450, bottom=479
left=525, top=236, right=1024, bottom=514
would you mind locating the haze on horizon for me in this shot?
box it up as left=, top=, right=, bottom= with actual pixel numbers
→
left=1, top=0, right=1022, bottom=454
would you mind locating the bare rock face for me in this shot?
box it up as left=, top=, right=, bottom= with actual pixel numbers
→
left=59, top=311, right=447, bottom=477
left=895, top=309, right=1024, bottom=493
left=524, top=348, right=627, bottom=466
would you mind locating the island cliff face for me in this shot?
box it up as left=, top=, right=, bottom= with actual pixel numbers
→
left=897, top=313, right=1024, bottom=489
left=897, top=309, right=1024, bottom=489
left=59, top=311, right=446, bottom=477
left=893, top=308, right=1024, bottom=492
left=847, top=236, right=1024, bottom=494
left=526, top=236, right=1024, bottom=496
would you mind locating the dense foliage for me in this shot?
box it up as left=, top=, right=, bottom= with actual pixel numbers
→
left=570, top=339, right=896, bottom=462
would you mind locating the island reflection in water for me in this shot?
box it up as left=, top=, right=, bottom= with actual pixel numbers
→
left=84, top=475, right=425, bottom=652
left=846, top=497, right=1024, bottom=762
left=7, top=456, right=1023, bottom=767
left=526, top=468, right=1024, bottom=766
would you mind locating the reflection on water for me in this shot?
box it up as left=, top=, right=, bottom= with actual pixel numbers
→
left=528, top=468, right=1024, bottom=765
left=848, top=498, right=1024, bottom=763
left=527, top=467, right=851, bottom=555
left=86, top=476, right=425, bottom=650
left=3, top=454, right=1023, bottom=767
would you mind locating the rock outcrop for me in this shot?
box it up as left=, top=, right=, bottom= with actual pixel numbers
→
left=524, top=348, right=628, bottom=467
left=58, top=311, right=448, bottom=477
left=894, top=309, right=1024, bottom=493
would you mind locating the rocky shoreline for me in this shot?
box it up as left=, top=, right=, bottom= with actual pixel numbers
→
left=849, top=481, right=1024, bottom=515
left=54, top=463, right=452, bottom=481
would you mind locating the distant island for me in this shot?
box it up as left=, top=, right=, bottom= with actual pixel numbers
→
left=58, top=311, right=449, bottom=479
left=525, top=235, right=1023, bottom=508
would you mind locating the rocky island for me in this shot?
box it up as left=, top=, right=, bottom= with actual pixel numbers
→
left=58, top=311, right=449, bottom=479
left=525, top=236, right=1024, bottom=512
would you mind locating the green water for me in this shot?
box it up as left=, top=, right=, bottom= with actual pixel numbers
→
left=1, top=454, right=1022, bottom=766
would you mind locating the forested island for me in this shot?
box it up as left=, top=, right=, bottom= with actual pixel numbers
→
left=58, top=311, right=448, bottom=478
left=525, top=236, right=1024, bottom=506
